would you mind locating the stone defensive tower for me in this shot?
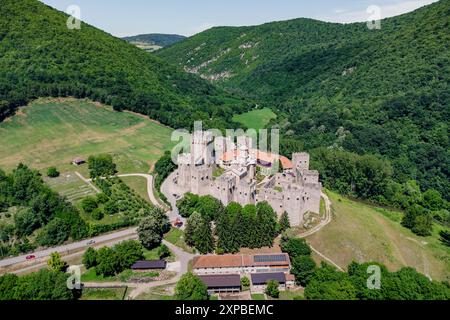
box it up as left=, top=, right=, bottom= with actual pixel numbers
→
left=174, top=131, right=322, bottom=227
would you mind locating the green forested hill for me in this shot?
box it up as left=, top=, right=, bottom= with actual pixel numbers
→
left=0, top=0, right=248, bottom=129
left=159, top=1, right=450, bottom=199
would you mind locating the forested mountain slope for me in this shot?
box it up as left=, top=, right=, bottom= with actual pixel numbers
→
left=159, top=1, right=450, bottom=199
left=0, top=0, right=249, bottom=130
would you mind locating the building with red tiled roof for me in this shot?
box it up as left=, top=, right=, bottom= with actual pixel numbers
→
left=193, top=253, right=290, bottom=275
left=175, top=131, right=322, bottom=227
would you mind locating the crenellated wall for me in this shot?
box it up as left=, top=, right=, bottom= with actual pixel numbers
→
left=174, top=132, right=322, bottom=227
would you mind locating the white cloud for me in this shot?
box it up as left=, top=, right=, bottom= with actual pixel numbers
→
left=318, top=0, right=439, bottom=23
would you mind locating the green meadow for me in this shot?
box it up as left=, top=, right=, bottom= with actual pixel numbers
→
left=232, top=108, right=277, bottom=130
left=0, top=99, right=175, bottom=175
left=307, top=191, right=450, bottom=282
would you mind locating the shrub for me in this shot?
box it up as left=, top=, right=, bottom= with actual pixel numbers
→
left=47, top=252, right=68, bottom=272
left=291, top=256, right=317, bottom=286
left=281, top=237, right=312, bottom=259
left=241, top=276, right=250, bottom=287
left=91, top=208, right=104, bottom=221
left=81, top=197, right=98, bottom=214
left=158, top=244, right=171, bottom=259
left=96, top=193, right=110, bottom=204
left=82, top=247, right=98, bottom=269
left=36, top=218, right=70, bottom=247
left=104, top=200, right=119, bottom=215
left=175, top=272, right=209, bottom=300
left=265, top=280, right=280, bottom=298
left=47, top=167, right=60, bottom=178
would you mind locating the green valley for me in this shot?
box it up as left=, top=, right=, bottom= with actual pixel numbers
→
left=122, top=33, right=186, bottom=52
left=0, top=0, right=249, bottom=130
left=159, top=1, right=450, bottom=201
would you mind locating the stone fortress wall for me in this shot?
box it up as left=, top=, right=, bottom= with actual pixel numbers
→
left=174, top=131, right=322, bottom=226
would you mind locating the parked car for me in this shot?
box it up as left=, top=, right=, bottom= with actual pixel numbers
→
left=87, top=240, right=96, bottom=245
left=26, top=255, right=36, bottom=260
left=173, top=218, right=184, bottom=228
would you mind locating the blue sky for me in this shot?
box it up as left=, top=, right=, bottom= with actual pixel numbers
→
left=40, top=0, right=437, bottom=37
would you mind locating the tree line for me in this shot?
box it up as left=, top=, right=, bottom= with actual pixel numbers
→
left=0, top=269, right=79, bottom=300
left=302, top=147, right=449, bottom=238
left=83, top=240, right=145, bottom=277
left=0, top=164, right=88, bottom=257
left=153, top=151, right=177, bottom=203
left=178, top=193, right=286, bottom=254
left=280, top=231, right=450, bottom=300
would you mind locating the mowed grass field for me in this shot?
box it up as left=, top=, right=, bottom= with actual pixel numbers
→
left=0, top=99, right=175, bottom=175
left=232, top=108, right=277, bottom=130
left=307, top=191, right=450, bottom=282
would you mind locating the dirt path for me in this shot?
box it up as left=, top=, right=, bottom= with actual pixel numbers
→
left=81, top=172, right=164, bottom=209
left=309, top=245, right=345, bottom=272
left=299, top=192, right=332, bottom=238
left=75, top=171, right=101, bottom=193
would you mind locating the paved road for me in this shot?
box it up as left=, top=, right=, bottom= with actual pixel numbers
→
left=0, top=228, right=137, bottom=269
left=0, top=172, right=171, bottom=272
left=160, top=171, right=187, bottom=229
left=10, top=234, right=139, bottom=275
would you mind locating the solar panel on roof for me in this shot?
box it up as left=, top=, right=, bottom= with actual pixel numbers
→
left=254, top=254, right=287, bottom=263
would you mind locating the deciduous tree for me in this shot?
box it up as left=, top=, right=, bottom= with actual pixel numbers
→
left=175, top=272, right=209, bottom=300
left=138, top=216, right=163, bottom=249
left=47, top=252, right=68, bottom=273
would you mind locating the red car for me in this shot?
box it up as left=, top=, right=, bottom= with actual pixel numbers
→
left=172, top=218, right=183, bottom=228
left=26, top=255, right=36, bottom=260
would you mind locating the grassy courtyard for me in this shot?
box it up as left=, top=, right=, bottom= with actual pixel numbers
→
left=0, top=98, right=174, bottom=175
left=232, top=108, right=277, bottom=130
left=307, top=191, right=450, bottom=282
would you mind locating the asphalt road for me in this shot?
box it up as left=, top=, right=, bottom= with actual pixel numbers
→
left=1, top=171, right=339, bottom=279
left=0, top=228, right=137, bottom=268
left=0, top=173, right=171, bottom=272
left=160, top=171, right=187, bottom=229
